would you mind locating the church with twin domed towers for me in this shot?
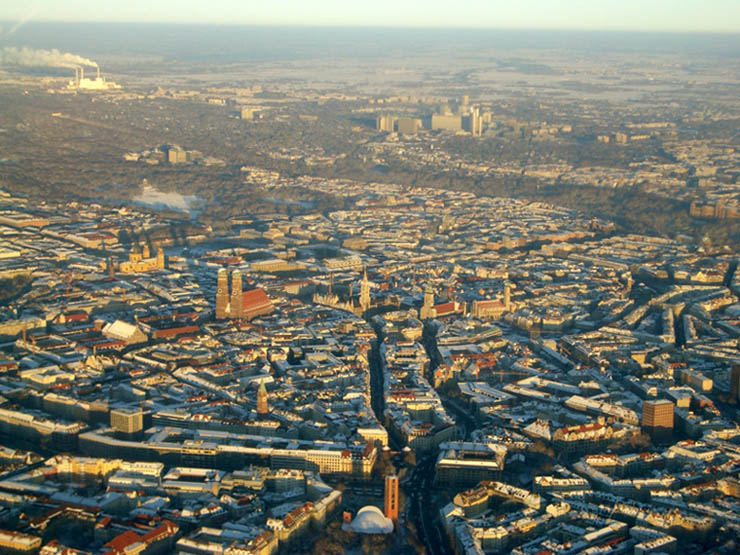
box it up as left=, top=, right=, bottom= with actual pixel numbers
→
left=215, top=268, right=274, bottom=321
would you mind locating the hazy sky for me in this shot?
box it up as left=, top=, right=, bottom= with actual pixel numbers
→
left=1, top=0, right=738, bottom=33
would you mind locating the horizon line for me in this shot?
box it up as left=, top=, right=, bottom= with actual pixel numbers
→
left=1, top=20, right=739, bottom=35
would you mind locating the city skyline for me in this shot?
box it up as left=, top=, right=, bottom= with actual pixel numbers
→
left=1, top=0, right=740, bottom=33
left=0, top=5, right=739, bottom=552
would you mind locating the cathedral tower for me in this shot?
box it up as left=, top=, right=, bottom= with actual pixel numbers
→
left=257, top=381, right=268, bottom=415
left=359, top=267, right=371, bottom=312
left=420, top=283, right=435, bottom=319
left=216, top=268, right=229, bottom=319
left=230, top=270, right=243, bottom=319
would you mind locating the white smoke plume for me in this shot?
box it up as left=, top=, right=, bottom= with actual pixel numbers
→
left=0, top=46, right=97, bottom=69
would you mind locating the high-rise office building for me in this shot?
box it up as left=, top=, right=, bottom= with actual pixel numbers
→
left=642, top=400, right=674, bottom=440
left=396, top=117, right=420, bottom=134
left=471, top=107, right=483, bottom=137
left=431, top=114, right=462, bottom=131
left=376, top=115, right=394, bottom=132
left=168, top=148, right=188, bottom=164
left=110, top=407, right=144, bottom=435
left=463, top=108, right=483, bottom=136
left=384, top=474, right=399, bottom=522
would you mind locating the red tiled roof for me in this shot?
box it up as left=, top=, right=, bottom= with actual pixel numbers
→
left=141, top=521, right=177, bottom=543
left=104, top=531, right=140, bottom=552
left=243, top=288, right=272, bottom=310
left=103, top=521, right=177, bottom=555
left=64, top=312, right=89, bottom=322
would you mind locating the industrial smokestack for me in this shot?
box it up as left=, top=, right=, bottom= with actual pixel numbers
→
left=80, top=67, right=84, bottom=81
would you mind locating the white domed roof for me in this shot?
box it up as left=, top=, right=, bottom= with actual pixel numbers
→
left=350, top=505, right=394, bottom=534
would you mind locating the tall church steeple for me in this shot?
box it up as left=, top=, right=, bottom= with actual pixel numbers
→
left=359, top=267, right=371, bottom=312
left=420, top=283, right=435, bottom=319
left=257, top=381, right=268, bottom=415
left=230, top=270, right=243, bottom=319
left=216, top=268, right=229, bottom=319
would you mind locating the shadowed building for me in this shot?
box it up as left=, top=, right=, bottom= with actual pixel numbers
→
left=642, top=400, right=674, bottom=441
left=731, top=365, right=740, bottom=402
left=397, top=117, right=421, bottom=134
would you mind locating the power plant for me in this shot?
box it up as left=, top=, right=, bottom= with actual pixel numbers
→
left=68, top=65, right=121, bottom=91
left=0, top=47, right=121, bottom=91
